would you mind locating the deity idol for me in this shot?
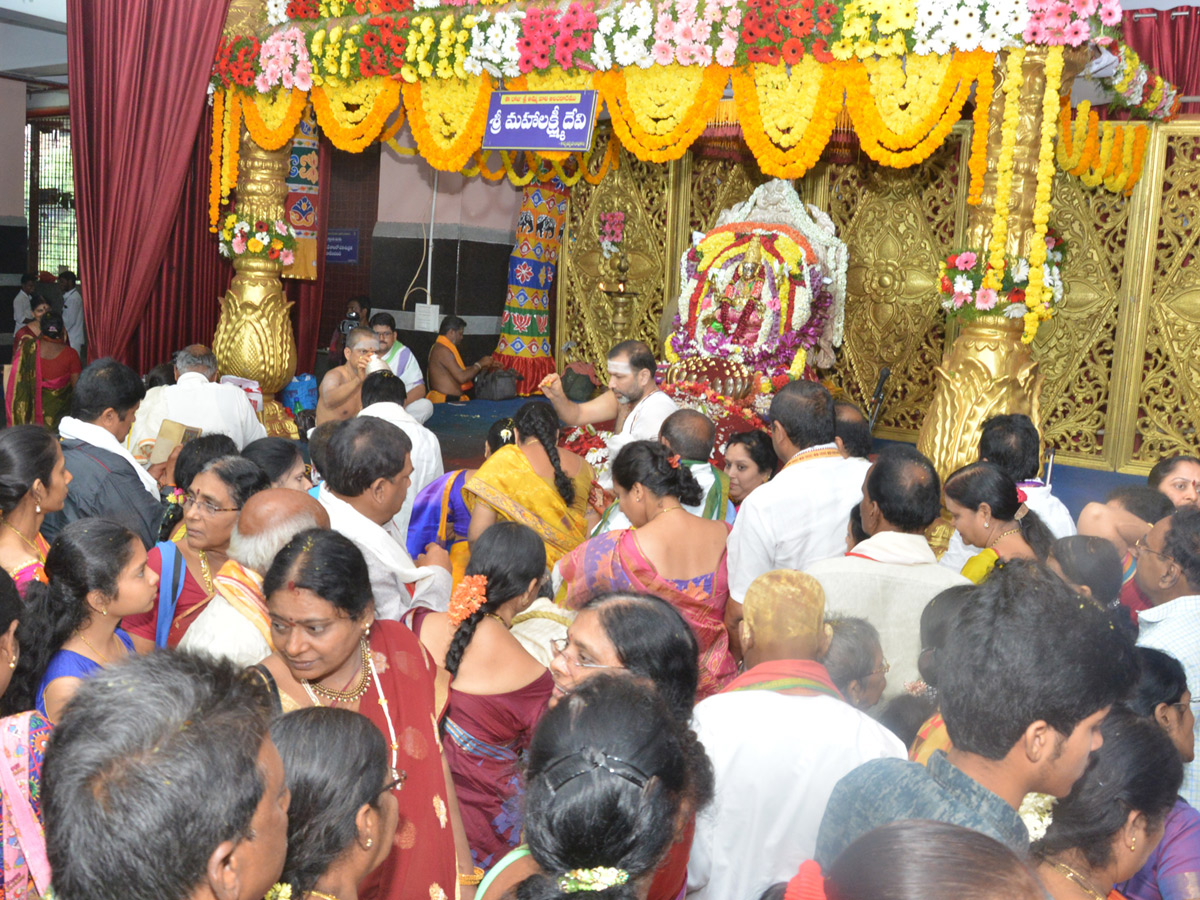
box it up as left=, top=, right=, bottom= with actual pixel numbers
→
left=665, top=180, right=847, bottom=398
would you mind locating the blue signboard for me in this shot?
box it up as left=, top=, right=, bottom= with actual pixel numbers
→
left=326, top=228, right=359, bottom=264
left=482, top=90, right=598, bottom=152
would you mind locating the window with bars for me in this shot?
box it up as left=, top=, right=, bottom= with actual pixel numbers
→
left=23, top=116, right=77, bottom=275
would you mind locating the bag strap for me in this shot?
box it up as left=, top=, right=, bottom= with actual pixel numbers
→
left=0, top=715, right=51, bottom=893
left=154, top=542, right=187, bottom=648
left=248, top=664, right=284, bottom=715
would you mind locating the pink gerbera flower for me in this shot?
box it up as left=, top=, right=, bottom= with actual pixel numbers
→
left=955, top=251, right=978, bottom=270
left=1098, top=0, right=1121, bottom=25
left=1023, top=19, right=1048, bottom=41
left=975, top=288, right=999, bottom=311
left=652, top=40, right=675, bottom=64
left=1063, top=19, right=1090, bottom=45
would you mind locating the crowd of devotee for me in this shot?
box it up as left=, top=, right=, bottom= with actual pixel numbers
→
left=4, top=327, right=1200, bottom=900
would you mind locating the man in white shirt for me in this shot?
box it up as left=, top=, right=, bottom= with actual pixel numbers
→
left=126, top=345, right=267, bottom=465
left=806, top=444, right=971, bottom=696
left=358, top=369, right=444, bottom=540
left=12, top=273, right=37, bottom=334
left=58, top=270, right=86, bottom=354
left=687, top=570, right=906, bottom=900
left=539, top=340, right=677, bottom=484
left=369, top=312, right=435, bottom=424
left=1134, top=507, right=1200, bottom=806
left=318, top=416, right=451, bottom=620
left=179, top=488, right=330, bottom=668
left=941, top=413, right=1075, bottom=571
left=592, top=409, right=735, bottom=534
left=726, top=381, right=871, bottom=645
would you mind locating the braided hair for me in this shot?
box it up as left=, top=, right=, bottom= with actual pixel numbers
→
left=611, top=441, right=703, bottom=507
left=443, top=522, right=545, bottom=677
left=515, top=401, right=574, bottom=506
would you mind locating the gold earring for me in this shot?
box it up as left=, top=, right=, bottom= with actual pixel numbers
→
left=7, top=658, right=15, bottom=670
left=1130, top=835, right=1137, bottom=852
left=101, top=607, right=108, bottom=616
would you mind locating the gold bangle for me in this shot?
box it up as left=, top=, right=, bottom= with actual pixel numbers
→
left=459, top=866, right=485, bottom=886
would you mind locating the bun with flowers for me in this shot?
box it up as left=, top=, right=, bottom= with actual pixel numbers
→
left=611, top=441, right=703, bottom=509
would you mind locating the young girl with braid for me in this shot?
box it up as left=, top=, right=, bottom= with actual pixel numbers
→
left=411, top=522, right=553, bottom=868
left=466, top=401, right=594, bottom=567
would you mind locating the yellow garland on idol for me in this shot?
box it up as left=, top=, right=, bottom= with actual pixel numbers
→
left=984, top=48, right=1024, bottom=291
left=1022, top=45, right=1062, bottom=345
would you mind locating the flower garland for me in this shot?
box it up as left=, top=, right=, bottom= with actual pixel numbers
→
left=209, top=90, right=226, bottom=232
left=243, top=88, right=309, bottom=150
left=311, top=78, right=401, bottom=151
left=740, top=0, right=840, bottom=65
left=1020, top=44, right=1062, bottom=344
left=401, top=74, right=492, bottom=171
left=863, top=53, right=955, bottom=145
left=937, top=229, right=1065, bottom=322
left=219, top=213, right=299, bottom=264
left=730, top=59, right=842, bottom=177
left=448, top=574, right=488, bottom=625
left=983, top=46, right=1024, bottom=290
left=222, top=93, right=242, bottom=220
left=967, top=52, right=994, bottom=204
left=598, top=63, right=726, bottom=162
left=1099, top=42, right=1180, bottom=120
left=211, top=35, right=261, bottom=92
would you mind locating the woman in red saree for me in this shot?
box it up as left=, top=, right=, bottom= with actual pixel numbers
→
left=256, top=528, right=474, bottom=900
left=412, top=522, right=552, bottom=867
left=6, top=312, right=81, bottom=432
left=554, top=441, right=736, bottom=700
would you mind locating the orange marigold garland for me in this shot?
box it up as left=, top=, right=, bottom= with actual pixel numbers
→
left=967, top=55, right=994, bottom=206
left=449, top=574, right=489, bottom=626
left=244, top=88, right=310, bottom=150
left=209, top=90, right=226, bottom=232
left=598, top=64, right=727, bottom=164
left=222, top=93, right=242, bottom=220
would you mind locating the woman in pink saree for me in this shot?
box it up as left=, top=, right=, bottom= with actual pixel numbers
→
left=554, top=441, right=736, bottom=700
left=6, top=312, right=81, bottom=433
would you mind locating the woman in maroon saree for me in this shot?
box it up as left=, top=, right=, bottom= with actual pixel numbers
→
left=412, top=522, right=552, bottom=867
left=554, top=441, right=736, bottom=700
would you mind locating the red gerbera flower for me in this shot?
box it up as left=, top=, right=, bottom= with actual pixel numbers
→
left=781, top=37, right=804, bottom=63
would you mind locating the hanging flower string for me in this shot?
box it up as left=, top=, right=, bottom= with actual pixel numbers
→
left=449, top=575, right=489, bottom=626
left=1021, top=44, right=1063, bottom=343
left=982, top=47, right=1024, bottom=291
left=209, top=90, right=226, bottom=232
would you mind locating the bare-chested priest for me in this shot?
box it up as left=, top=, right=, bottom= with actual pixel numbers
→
left=315, top=327, right=378, bottom=424
left=427, top=315, right=495, bottom=403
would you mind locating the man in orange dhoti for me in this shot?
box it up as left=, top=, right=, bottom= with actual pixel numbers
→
left=427, top=315, right=496, bottom=403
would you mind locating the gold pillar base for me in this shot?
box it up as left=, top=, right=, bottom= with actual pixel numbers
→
left=260, top=397, right=300, bottom=439
left=213, top=256, right=298, bottom=395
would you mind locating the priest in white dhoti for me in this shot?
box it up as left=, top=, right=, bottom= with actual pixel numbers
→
left=179, top=488, right=330, bottom=667
left=539, top=339, right=677, bottom=487
left=317, top=417, right=451, bottom=620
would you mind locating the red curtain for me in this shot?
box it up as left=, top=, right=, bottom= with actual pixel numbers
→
left=1123, top=7, right=1200, bottom=115
left=132, top=104, right=233, bottom=373
left=285, top=135, right=333, bottom=375
left=67, top=0, right=228, bottom=364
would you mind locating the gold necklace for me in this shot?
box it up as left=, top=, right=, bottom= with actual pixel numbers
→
left=197, top=549, right=214, bottom=593
left=654, top=505, right=685, bottom=520
left=308, top=892, right=340, bottom=900
left=2, top=522, right=44, bottom=562
left=1048, top=861, right=1108, bottom=900
left=988, top=526, right=1021, bottom=549
left=304, top=638, right=371, bottom=703
left=485, top=613, right=508, bottom=628
left=77, top=633, right=111, bottom=664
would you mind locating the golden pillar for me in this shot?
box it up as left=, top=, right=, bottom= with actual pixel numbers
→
left=212, top=131, right=300, bottom=438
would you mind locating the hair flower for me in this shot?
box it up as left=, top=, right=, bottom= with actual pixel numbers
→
left=558, top=867, right=629, bottom=894
left=449, top=574, right=488, bottom=626
left=668, top=454, right=681, bottom=469
left=1015, top=487, right=1028, bottom=504
left=783, top=860, right=827, bottom=900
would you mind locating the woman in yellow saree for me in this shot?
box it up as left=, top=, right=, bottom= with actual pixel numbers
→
left=466, top=401, right=592, bottom=568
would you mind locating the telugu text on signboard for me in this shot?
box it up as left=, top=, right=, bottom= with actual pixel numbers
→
left=482, top=90, right=598, bottom=152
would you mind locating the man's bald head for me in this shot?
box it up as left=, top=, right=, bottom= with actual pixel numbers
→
left=228, top=488, right=330, bottom=573
left=659, top=409, right=716, bottom=462
left=741, top=570, right=831, bottom=667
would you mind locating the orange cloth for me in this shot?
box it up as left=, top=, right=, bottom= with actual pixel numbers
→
left=428, top=335, right=473, bottom=404
left=909, top=711, right=952, bottom=765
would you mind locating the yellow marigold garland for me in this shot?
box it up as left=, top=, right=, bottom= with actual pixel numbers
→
left=209, top=90, right=226, bottom=232
left=401, top=74, right=492, bottom=171
left=967, top=57, right=994, bottom=206
left=731, top=60, right=843, bottom=179
left=983, top=48, right=1025, bottom=291
left=222, top=93, right=242, bottom=216
left=1021, top=45, right=1063, bottom=345
left=312, top=78, right=401, bottom=152
left=598, top=64, right=727, bottom=163
left=244, top=89, right=310, bottom=151
left=862, top=53, right=962, bottom=150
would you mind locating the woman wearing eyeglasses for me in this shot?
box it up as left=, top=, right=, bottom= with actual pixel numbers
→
left=410, top=522, right=553, bottom=869
left=124, top=456, right=270, bottom=651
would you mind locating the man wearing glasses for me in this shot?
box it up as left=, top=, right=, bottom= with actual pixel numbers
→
left=369, top=312, right=433, bottom=424
left=1135, top=507, right=1200, bottom=808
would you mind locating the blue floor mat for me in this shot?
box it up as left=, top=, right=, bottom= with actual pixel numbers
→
left=427, top=398, right=529, bottom=469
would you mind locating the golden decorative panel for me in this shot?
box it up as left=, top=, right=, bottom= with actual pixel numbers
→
left=1028, top=173, right=1128, bottom=466
left=557, top=131, right=673, bottom=373
left=1120, top=126, right=1200, bottom=468
left=688, top=156, right=762, bottom=234
left=819, top=130, right=966, bottom=439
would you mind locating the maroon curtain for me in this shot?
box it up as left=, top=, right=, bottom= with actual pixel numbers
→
left=67, top=0, right=228, bottom=364
left=285, top=134, right=333, bottom=375
left=132, top=104, right=233, bottom=373
left=1124, top=7, right=1200, bottom=115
